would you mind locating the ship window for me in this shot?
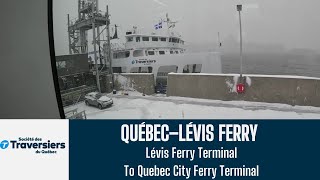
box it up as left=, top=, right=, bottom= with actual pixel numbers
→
left=183, top=64, right=202, bottom=73
left=136, top=37, right=141, bottom=42
left=148, top=51, right=155, bottom=55
left=159, top=51, right=165, bottom=55
left=113, top=67, right=122, bottom=73
left=172, top=38, right=178, bottom=43
left=180, top=40, right=184, bottom=45
left=130, top=67, right=139, bottom=73
left=170, top=51, right=174, bottom=54
left=133, top=50, right=144, bottom=57
left=127, top=37, right=133, bottom=42
left=125, top=51, right=130, bottom=58
left=130, top=67, right=153, bottom=73
left=160, top=37, right=166, bottom=42
left=175, top=51, right=179, bottom=54
left=141, top=67, right=153, bottom=73
left=152, top=37, right=159, bottom=41
left=113, top=51, right=130, bottom=59
left=169, top=38, right=172, bottom=42
left=148, top=67, right=153, bottom=73
left=142, top=37, right=149, bottom=41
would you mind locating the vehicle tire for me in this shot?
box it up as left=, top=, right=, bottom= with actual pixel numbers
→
left=85, top=101, right=89, bottom=106
left=98, top=104, right=103, bottom=110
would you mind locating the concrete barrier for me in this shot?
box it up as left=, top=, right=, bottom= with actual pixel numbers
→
left=167, top=73, right=320, bottom=107
left=114, top=73, right=155, bottom=95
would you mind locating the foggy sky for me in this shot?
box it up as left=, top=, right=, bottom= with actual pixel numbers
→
left=53, top=0, right=320, bottom=55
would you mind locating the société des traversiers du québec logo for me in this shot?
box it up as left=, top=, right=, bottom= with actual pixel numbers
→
left=0, top=137, right=66, bottom=154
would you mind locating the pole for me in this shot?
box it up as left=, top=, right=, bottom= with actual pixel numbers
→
left=217, top=32, right=221, bottom=49
left=67, top=14, right=72, bottom=55
left=238, top=9, right=243, bottom=78
left=106, top=5, right=114, bottom=89
left=78, top=0, right=81, bottom=19
left=96, top=0, right=103, bottom=65
left=92, top=3, right=101, bottom=93
left=97, top=27, right=102, bottom=65
left=96, top=0, right=98, bottom=10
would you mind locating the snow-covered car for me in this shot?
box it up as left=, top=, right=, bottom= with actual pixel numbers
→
left=84, top=92, right=113, bottom=109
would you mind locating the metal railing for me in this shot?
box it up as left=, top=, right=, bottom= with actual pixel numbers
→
left=65, top=108, right=87, bottom=119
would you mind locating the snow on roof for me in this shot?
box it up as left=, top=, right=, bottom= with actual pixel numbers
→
left=98, top=96, right=111, bottom=101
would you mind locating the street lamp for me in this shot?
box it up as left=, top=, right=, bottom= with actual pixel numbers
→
left=237, top=4, right=243, bottom=78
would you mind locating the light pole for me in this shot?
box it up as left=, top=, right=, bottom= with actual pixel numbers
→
left=237, top=4, right=243, bottom=78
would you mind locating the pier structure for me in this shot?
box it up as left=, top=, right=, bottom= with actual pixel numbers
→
left=67, top=0, right=112, bottom=92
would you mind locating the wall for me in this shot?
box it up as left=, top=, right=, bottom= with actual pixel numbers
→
left=114, top=73, right=155, bottom=95
left=0, top=0, right=61, bottom=118
left=167, top=73, right=320, bottom=107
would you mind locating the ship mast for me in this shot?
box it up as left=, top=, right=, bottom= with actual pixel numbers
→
left=164, top=13, right=178, bottom=35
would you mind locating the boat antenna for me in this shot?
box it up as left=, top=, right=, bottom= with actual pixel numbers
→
left=217, top=32, right=222, bottom=48
left=112, top=24, right=119, bottom=39
left=164, top=13, right=178, bottom=29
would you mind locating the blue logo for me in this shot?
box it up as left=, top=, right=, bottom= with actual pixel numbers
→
left=132, top=60, right=135, bottom=64
left=0, top=140, right=9, bottom=149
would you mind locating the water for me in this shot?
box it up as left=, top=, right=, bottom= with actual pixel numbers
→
left=221, top=52, right=320, bottom=78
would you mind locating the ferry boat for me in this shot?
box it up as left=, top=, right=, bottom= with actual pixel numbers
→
left=103, top=14, right=222, bottom=84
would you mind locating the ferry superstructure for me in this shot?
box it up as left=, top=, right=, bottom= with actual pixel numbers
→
left=103, top=14, right=222, bottom=84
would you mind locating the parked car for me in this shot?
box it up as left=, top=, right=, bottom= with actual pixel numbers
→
left=84, top=92, right=113, bottom=109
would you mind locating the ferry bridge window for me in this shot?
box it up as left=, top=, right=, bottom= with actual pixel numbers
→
left=152, top=37, right=159, bottom=41
left=175, top=51, right=179, bottom=54
left=133, top=50, right=144, bottom=57
left=160, top=37, right=166, bottom=42
left=148, top=51, right=155, bottom=55
left=169, top=38, right=172, bottom=42
left=136, top=37, right=141, bottom=42
left=159, top=51, right=165, bottom=55
left=170, top=51, right=174, bottom=54
left=142, top=37, right=149, bottom=41
left=127, top=37, right=133, bottom=42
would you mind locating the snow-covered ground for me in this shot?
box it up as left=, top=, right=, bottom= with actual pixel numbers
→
left=65, top=93, right=320, bottom=119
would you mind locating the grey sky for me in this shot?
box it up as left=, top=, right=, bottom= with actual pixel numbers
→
left=53, top=0, right=320, bottom=55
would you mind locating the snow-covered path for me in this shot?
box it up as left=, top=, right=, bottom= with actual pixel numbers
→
left=65, top=94, right=320, bottom=119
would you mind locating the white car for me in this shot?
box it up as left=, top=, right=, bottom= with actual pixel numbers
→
left=84, top=92, right=113, bottom=109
